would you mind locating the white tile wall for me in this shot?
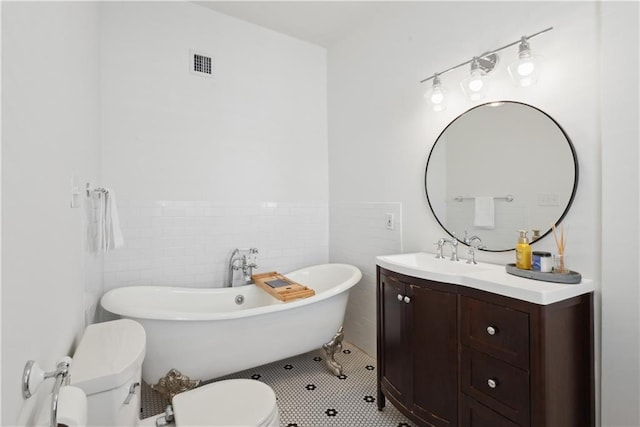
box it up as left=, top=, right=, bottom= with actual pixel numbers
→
left=83, top=253, right=104, bottom=325
left=329, top=202, right=403, bottom=357
left=104, top=200, right=328, bottom=291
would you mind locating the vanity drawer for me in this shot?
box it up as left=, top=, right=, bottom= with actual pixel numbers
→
left=460, top=394, right=521, bottom=427
left=460, top=348, right=529, bottom=426
left=460, top=296, right=529, bottom=368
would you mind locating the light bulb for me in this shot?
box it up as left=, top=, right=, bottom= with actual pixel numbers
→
left=424, top=74, right=447, bottom=112
left=509, top=36, right=541, bottom=87
left=461, top=58, right=489, bottom=101
left=468, top=76, right=484, bottom=92
left=430, top=90, right=444, bottom=104
left=517, top=60, right=535, bottom=76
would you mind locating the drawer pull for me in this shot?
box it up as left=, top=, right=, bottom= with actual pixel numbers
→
left=403, top=296, right=411, bottom=304
left=397, top=294, right=404, bottom=301
left=487, top=378, right=498, bottom=389
left=486, top=326, right=497, bottom=336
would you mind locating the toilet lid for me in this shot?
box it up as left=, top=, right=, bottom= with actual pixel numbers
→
left=172, top=379, right=277, bottom=426
left=71, top=319, right=146, bottom=395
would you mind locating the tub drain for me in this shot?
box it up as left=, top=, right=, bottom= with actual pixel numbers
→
left=235, top=295, right=245, bottom=305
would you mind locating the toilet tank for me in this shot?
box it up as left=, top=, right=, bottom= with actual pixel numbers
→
left=70, top=319, right=146, bottom=427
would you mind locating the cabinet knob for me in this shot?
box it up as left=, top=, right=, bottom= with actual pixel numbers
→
left=403, top=296, right=411, bottom=304
left=397, top=294, right=403, bottom=301
left=487, top=378, right=498, bottom=389
left=486, top=326, right=497, bottom=336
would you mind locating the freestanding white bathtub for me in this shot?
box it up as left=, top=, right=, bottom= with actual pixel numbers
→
left=100, top=263, right=362, bottom=385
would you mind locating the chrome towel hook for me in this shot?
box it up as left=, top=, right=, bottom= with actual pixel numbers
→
left=85, top=182, right=108, bottom=197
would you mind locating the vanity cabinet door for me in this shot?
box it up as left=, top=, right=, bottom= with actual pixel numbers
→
left=409, top=283, right=458, bottom=426
left=378, top=272, right=410, bottom=405
left=377, top=268, right=458, bottom=427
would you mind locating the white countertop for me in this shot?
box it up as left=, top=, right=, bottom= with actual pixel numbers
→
left=376, top=252, right=594, bottom=305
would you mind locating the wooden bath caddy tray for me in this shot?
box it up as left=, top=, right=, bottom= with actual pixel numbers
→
left=252, top=271, right=315, bottom=301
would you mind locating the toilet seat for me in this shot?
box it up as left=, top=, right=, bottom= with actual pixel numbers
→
left=172, top=379, right=279, bottom=427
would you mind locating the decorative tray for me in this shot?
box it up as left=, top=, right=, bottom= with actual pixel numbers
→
left=505, top=263, right=582, bottom=284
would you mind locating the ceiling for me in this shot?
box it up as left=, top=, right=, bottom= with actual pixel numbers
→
left=194, top=1, right=390, bottom=48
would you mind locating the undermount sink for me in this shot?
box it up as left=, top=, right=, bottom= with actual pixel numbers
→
left=376, top=252, right=501, bottom=283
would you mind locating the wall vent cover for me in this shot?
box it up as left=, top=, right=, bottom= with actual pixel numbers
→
left=190, top=50, right=213, bottom=78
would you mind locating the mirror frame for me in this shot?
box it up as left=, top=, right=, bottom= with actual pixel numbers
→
left=424, top=101, right=579, bottom=252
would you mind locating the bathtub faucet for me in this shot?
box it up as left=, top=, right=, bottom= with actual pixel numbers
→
left=228, top=248, right=259, bottom=287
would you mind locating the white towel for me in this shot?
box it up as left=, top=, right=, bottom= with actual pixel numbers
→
left=87, top=188, right=124, bottom=253
left=473, top=197, right=495, bottom=229
left=87, top=192, right=102, bottom=253
left=103, top=189, right=124, bottom=251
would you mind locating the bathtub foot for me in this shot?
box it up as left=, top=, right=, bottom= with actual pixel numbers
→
left=151, top=369, right=201, bottom=400
left=322, top=326, right=344, bottom=376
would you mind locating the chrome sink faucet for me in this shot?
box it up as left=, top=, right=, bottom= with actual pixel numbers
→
left=227, top=248, right=259, bottom=287
left=434, top=238, right=446, bottom=259
left=466, top=245, right=480, bottom=264
left=435, top=235, right=459, bottom=261
left=463, top=231, right=485, bottom=264
left=444, top=236, right=459, bottom=261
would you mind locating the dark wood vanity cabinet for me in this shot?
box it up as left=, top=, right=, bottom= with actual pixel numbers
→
left=376, top=266, right=595, bottom=427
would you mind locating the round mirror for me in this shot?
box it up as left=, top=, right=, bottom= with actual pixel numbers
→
left=425, top=101, right=578, bottom=252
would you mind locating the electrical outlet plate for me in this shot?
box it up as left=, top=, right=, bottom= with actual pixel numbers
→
left=385, top=213, right=394, bottom=230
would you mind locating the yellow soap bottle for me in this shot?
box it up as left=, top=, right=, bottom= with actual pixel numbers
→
left=515, top=230, right=532, bottom=270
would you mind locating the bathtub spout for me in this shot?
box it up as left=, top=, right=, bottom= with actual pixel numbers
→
left=228, top=248, right=259, bottom=287
left=227, top=249, right=241, bottom=287
left=322, top=326, right=345, bottom=376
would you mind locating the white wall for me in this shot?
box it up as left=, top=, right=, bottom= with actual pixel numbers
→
left=100, top=1, right=328, bottom=203
left=327, top=2, right=637, bottom=426
left=1, top=2, right=101, bottom=424
left=600, top=2, right=640, bottom=425
left=98, top=2, right=329, bottom=290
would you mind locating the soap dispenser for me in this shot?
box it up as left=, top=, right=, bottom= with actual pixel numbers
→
left=515, top=230, right=532, bottom=270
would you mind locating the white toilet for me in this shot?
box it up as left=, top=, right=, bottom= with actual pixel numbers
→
left=70, top=319, right=280, bottom=427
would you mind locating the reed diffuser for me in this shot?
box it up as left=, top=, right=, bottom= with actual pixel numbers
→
left=552, top=223, right=567, bottom=273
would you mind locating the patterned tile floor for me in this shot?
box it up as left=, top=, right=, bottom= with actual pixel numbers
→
left=141, top=342, right=414, bottom=426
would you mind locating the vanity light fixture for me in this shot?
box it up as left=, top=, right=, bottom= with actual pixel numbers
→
left=420, top=27, right=552, bottom=109
left=461, top=55, right=498, bottom=101
left=424, top=73, right=447, bottom=111
left=508, top=36, right=540, bottom=87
